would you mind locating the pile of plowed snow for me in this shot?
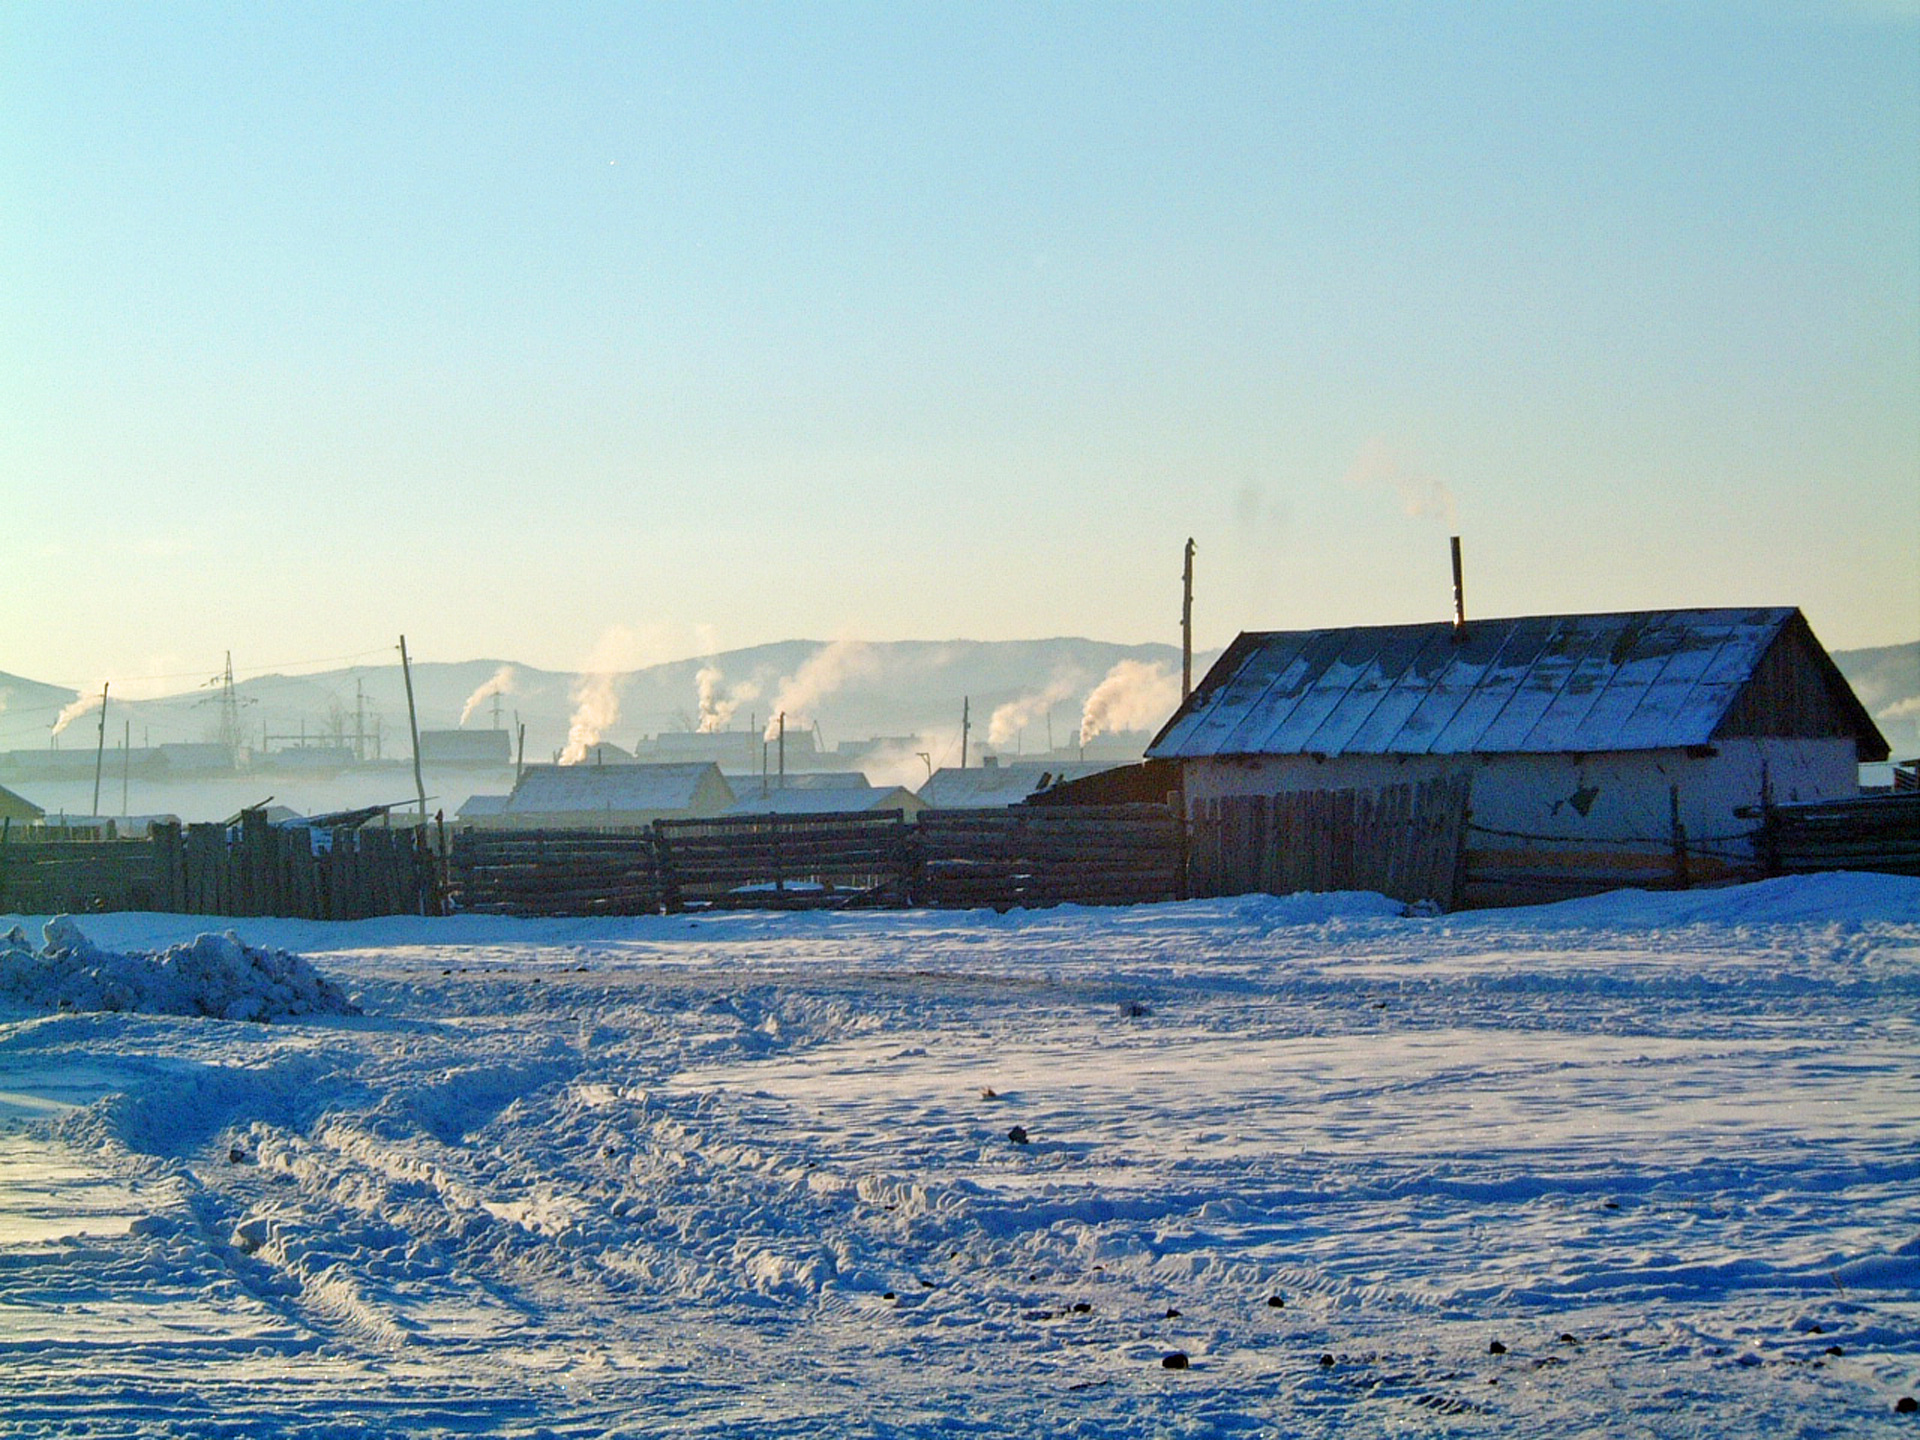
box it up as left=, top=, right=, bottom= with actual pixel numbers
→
left=0, top=916, right=357, bottom=1021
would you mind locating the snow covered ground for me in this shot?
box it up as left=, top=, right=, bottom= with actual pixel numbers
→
left=2, top=875, right=1916, bottom=1437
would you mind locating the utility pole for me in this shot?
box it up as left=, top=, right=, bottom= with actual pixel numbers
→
left=90, top=682, right=110, bottom=818
left=961, top=697, right=970, bottom=770
left=399, top=636, right=429, bottom=829
left=1182, top=537, right=1196, bottom=702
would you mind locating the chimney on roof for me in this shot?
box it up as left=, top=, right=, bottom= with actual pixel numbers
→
left=1450, top=535, right=1467, bottom=642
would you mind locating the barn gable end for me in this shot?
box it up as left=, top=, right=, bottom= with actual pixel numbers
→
left=1713, top=613, right=1888, bottom=760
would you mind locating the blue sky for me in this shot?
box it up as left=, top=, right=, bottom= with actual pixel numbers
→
left=3, top=2, right=1915, bottom=691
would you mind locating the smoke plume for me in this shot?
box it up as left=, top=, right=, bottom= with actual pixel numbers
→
left=559, top=628, right=647, bottom=764
left=458, top=665, right=518, bottom=727
left=696, top=665, right=761, bottom=733
left=988, top=673, right=1083, bottom=751
left=1078, top=660, right=1180, bottom=747
left=1343, top=437, right=1457, bottom=525
left=50, top=689, right=103, bottom=739
left=764, top=641, right=877, bottom=740
left=559, top=672, right=622, bottom=764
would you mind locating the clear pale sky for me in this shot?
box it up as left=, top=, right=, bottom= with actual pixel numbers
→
left=4, top=2, right=1916, bottom=694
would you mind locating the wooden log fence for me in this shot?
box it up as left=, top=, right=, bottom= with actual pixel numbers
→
left=1, top=816, right=436, bottom=921
left=655, top=810, right=915, bottom=911
left=1760, top=793, right=1920, bottom=877
left=915, top=804, right=1186, bottom=909
left=447, top=829, right=665, bottom=916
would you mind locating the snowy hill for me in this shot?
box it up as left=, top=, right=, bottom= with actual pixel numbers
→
left=1834, top=640, right=1920, bottom=760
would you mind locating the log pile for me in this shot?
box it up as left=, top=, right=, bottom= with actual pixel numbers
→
left=1765, top=793, right=1920, bottom=877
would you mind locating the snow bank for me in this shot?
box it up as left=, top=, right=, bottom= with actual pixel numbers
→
left=0, top=917, right=357, bottom=1021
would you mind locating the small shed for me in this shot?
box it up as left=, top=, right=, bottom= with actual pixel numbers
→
left=471, top=761, right=736, bottom=831
left=1150, top=607, right=1888, bottom=906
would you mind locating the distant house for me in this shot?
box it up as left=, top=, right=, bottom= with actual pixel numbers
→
left=156, top=743, right=235, bottom=774
left=634, top=728, right=822, bottom=773
left=918, top=759, right=1122, bottom=809
left=724, top=783, right=926, bottom=820
left=464, top=762, right=736, bottom=830
left=456, top=793, right=511, bottom=823
left=418, top=729, right=512, bottom=767
left=1149, top=607, right=1888, bottom=905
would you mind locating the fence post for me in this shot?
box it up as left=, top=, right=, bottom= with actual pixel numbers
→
left=1669, top=784, right=1691, bottom=891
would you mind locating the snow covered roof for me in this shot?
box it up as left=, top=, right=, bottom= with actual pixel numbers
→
left=1150, top=607, right=1888, bottom=760
left=918, top=761, right=1120, bottom=808
left=504, top=762, right=732, bottom=815
left=722, top=784, right=922, bottom=818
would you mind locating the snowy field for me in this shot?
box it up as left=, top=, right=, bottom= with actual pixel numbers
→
left=2, top=875, right=1917, bottom=1438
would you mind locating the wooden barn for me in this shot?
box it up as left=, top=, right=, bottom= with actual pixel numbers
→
left=464, top=761, right=736, bottom=831
left=1148, top=607, right=1888, bottom=907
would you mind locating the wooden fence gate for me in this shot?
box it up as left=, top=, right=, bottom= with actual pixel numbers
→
left=1187, top=775, right=1472, bottom=909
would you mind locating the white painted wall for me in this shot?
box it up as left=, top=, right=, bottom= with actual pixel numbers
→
left=1183, top=738, right=1860, bottom=862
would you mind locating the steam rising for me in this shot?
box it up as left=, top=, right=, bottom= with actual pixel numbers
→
left=559, top=629, right=645, bottom=764
left=560, top=672, right=622, bottom=764
left=458, top=665, right=518, bottom=727
left=988, top=674, right=1082, bottom=750
left=50, top=690, right=103, bottom=739
left=1078, top=660, right=1180, bottom=747
left=764, top=641, right=877, bottom=740
left=1344, top=437, right=1457, bottom=525
left=696, top=665, right=761, bottom=733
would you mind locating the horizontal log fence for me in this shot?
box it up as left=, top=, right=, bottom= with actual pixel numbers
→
left=1760, top=793, right=1920, bottom=877
left=449, top=804, right=1187, bottom=916
left=655, top=811, right=915, bottom=911
left=447, top=829, right=665, bottom=916
left=915, top=804, right=1186, bottom=909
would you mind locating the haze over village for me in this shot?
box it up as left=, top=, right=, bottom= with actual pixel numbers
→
left=3, top=5, right=1918, bottom=1436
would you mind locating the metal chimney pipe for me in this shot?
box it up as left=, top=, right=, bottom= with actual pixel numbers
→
left=1450, top=535, right=1467, bottom=640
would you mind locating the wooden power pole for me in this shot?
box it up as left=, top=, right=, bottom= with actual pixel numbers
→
left=399, top=636, right=429, bottom=828
left=1181, top=537, right=1195, bottom=701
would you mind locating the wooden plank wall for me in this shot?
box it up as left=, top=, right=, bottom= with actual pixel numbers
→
left=1188, top=776, right=1472, bottom=909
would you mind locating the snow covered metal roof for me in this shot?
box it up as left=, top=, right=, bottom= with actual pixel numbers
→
left=504, top=762, right=730, bottom=814
left=1150, top=608, right=1885, bottom=759
left=917, top=761, right=1121, bottom=808
left=722, top=785, right=923, bottom=818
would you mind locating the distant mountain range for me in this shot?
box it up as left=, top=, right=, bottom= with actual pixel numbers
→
left=0, top=638, right=1211, bottom=770
left=4, top=635, right=1915, bottom=767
